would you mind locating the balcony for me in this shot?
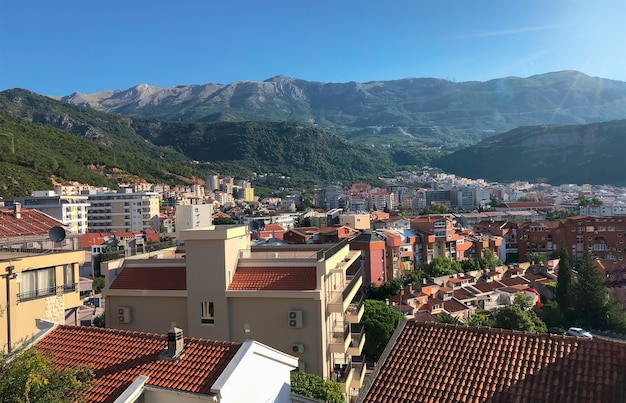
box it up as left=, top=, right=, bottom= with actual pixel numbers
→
left=346, top=292, right=365, bottom=323
left=327, top=267, right=363, bottom=313
left=347, top=324, right=365, bottom=356
left=333, top=359, right=355, bottom=394
left=350, top=361, right=367, bottom=389
left=328, top=321, right=351, bottom=353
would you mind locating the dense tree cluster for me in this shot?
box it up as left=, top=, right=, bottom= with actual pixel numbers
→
left=290, top=373, right=345, bottom=403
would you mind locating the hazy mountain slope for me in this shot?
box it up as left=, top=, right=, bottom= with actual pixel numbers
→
left=434, top=119, right=626, bottom=186
left=58, top=71, right=626, bottom=145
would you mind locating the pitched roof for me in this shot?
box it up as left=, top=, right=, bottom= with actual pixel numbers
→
left=109, top=266, right=187, bottom=290
left=228, top=266, right=317, bottom=290
left=0, top=207, right=64, bottom=238
left=359, top=322, right=626, bottom=403
left=35, top=325, right=241, bottom=403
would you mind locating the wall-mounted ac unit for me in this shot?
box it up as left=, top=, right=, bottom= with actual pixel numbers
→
left=117, top=306, right=132, bottom=323
left=288, top=310, right=303, bottom=328
left=292, top=343, right=305, bottom=354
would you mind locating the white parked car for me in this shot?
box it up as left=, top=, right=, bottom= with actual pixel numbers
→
left=567, top=327, right=593, bottom=339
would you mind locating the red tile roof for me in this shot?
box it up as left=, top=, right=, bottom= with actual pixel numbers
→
left=228, top=266, right=317, bottom=290
left=35, top=325, right=241, bottom=403
left=359, top=322, right=626, bottom=403
left=0, top=208, right=64, bottom=237
left=109, top=266, right=187, bottom=290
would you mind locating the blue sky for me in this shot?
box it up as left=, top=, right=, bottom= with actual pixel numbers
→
left=1, top=0, right=625, bottom=95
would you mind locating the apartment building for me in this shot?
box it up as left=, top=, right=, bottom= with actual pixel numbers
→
left=84, top=188, right=160, bottom=233
left=9, top=191, right=90, bottom=234
left=0, top=206, right=85, bottom=352
left=411, top=215, right=470, bottom=265
left=103, top=225, right=367, bottom=399
left=175, top=203, right=213, bottom=239
left=516, top=215, right=626, bottom=263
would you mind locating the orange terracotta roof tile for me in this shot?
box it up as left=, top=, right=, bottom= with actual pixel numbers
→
left=0, top=208, right=64, bottom=238
left=109, top=266, right=186, bottom=290
left=228, top=266, right=317, bottom=290
left=359, top=322, right=626, bottom=403
left=35, top=325, right=241, bottom=403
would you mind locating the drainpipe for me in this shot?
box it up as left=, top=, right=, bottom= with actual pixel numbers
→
left=3, top=266, right=15, bottom=353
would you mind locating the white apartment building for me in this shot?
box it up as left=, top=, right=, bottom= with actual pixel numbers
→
left=11, top=191, right=90, bottom=234
left=175, top=203, right=213, bottom=239
left=84, top=188, right=160, bottom=233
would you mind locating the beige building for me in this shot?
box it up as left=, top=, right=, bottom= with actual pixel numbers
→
left=1, top=250, right=85, bottom=352
left=103, top=225, right=367, bottom=399
left=85, top=188, right=160, bottom=232
left=339, top=213, right=371, bottom=230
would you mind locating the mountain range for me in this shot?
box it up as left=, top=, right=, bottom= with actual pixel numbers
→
left=58, top=71, right=626, bottom=147
left=0, top=70, right=625, bottom=196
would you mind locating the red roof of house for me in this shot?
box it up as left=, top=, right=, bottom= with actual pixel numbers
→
left=360, top=322, right=626, bottom=403
left=228, top=266, right=317, bottom=290
left=109, top=266, right=187, bottom=290
left=263, top=223, right=284, bottom=231
left=35, top=325, right=241, bottom=403
left=0, top=207, right=64, bottom=237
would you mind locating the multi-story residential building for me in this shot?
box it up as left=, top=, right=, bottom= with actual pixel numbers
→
left=0, top=205, right=85, bottom=352
left=9, top=191, right=90, bottom=234
left=84, top=188, right=160, bottom=233
left=379, top=229, right=416, bottom=279
left=580, top=202, right=626, bottom=217
left=516, top=215, right=626, bottom=263
left=350, top=231, right=387, bottom=285
left=411, top=215, right=470, bottom=265
left=175, top=203, right=213, bottom=239
left=103, top=225, right=367, bottom=399
left=369, top=190, right=396, bottom=212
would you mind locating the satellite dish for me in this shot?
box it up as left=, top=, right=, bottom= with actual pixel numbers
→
left=49, top=226, right=66, bottom=243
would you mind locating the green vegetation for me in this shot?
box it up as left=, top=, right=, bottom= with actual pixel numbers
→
left=541, top=250, right=626, bottom=333
left=490, top=293, right=547, bottom=333
left=290, top=372, right=345, bottom=403
left=435, top=119, right=626, bottom=187
left=362, top=300, right=406, bottom=360
left=0, top=346, right=95, bottom=402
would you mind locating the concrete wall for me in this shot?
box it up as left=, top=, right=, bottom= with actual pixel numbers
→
left=105, top=295, right=188, bottom=334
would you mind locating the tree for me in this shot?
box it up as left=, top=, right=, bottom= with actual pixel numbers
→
left=420, top=256, right=463, bottom=278
left=555, top=243, right=573, bottom=318
left=212, top=216, right=235, bottom=225
left=478, top=249, right=502, bottom=270
left=290, top=372, right=345, bottom=403
left=466, top=309, right=494, bottom=327
left=491, top=293, right=547, bottom=333
left=362, top=300, right=405, bottom=360
left=437, top=312, right=462, bottom=324
left=0, top=346, right=95, bottom=402
left=92, top=312, right=106, bottom=328
left=572, top=250, right=626, bottom=332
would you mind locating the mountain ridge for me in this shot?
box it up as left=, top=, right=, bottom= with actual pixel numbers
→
left=54, top=70, right=626, bottom=146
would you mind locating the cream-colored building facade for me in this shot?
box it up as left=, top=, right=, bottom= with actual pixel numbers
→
left=104, top=225, right=367, bottom=399
left=1, top=250, right=85, bottom=352
left=85, top=188, right=160, bottom=232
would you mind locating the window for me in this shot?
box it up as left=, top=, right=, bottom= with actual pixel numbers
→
left=201, top=301, right=215, bottom=324
left=64, top=264, right=75, bottom=292
left=19, top=267, right=55, bottom=301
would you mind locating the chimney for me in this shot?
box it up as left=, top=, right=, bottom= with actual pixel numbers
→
left=165, top=324, right=184, bottom=358
left=14, top=202, right=21, bottom=219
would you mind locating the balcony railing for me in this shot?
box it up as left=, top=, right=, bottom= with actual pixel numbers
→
left=348, top=324, right=365, bottom=356
left=346, top=292, right=365, bottom=323
left=327, top=268, right=363, bottom=313
left=17, top=283, right=77, bottom=303
left=328, top=321, right=351, bottom=353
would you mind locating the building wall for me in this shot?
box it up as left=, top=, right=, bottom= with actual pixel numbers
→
left=104, top=295, right=188, bottom=334
left=175, top=204, right=213, bottom=239
left=227, top=296, right=322, bottom=376
left=1, top=251, right=84, bottom=351
left=339, top=214, right=370, bottom=231
left=182, top=226, right=249, bottom=341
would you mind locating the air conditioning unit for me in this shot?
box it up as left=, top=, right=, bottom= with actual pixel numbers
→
left=117, top=306, right=132, bottom=323
left=288, top=310, right=303, bottom=328
left=292, top=343, right=305, bottom=354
